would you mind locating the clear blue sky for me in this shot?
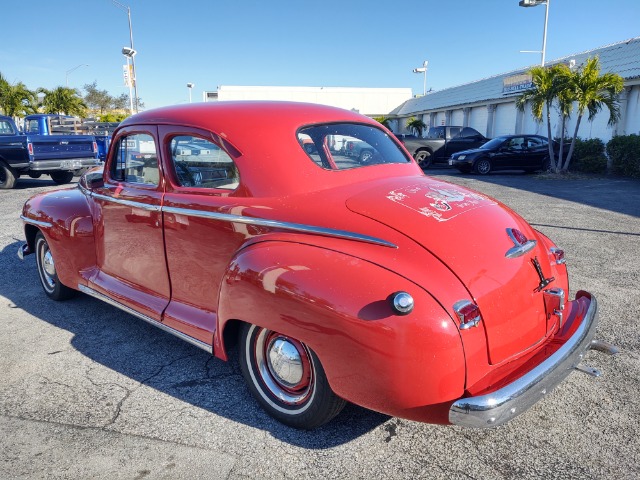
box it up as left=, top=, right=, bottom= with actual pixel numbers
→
left=2, top=0, right=638, bottom=110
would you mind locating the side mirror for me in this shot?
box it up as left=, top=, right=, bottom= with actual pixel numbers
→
left=79, top=168, right=104, bottom=190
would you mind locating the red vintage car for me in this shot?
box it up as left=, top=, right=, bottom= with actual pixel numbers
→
left=18, top=102, right=616, bottom=429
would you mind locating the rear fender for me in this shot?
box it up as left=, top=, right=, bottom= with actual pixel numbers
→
left=215, top=241, right=465, bottom=418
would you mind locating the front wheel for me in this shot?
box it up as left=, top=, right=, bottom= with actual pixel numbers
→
left=35, top=232, right=75, bottom=301
left=414, top=150, right=432, bottom=168
left=359, top=150, right=373, bottom=163
left=238, top=323, right=346, bottom=429
left=50, top=171, right=74, bottom=185
left=474, top=158, right=492, bottom=175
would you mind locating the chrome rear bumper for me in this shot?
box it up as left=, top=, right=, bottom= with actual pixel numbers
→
left=449, top=291, right=617, bottom=428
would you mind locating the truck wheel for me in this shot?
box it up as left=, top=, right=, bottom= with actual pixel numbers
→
left=359, top=150, right=373, bottom=163
left=414, top=150, right=432, bottom=168
left=0, top=162, right=17, bottom=189
left=50, top=171, right=74, bottom=185
left=474, top=158, right=492, bottom=175
left=238, top=323, right=346, bottom=429
left=35, top=232, right=76, bottom=301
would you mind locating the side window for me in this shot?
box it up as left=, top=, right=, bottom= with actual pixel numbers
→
left=428, top=126, right=445, bottom=139
left=170, top=135, right=239, bottom=189
left=25, top=120, right=40, bottom=134
left=112, top=133, right=159, bottom=186
left=449, top=127, right=462, bottom=138
left=507, top=137, right=525, bottom=149
left=460, top=127, right=480, bottom=139
left=527, top=137, right=544, bottom=148
left=0, top=120, right=16, bottom=135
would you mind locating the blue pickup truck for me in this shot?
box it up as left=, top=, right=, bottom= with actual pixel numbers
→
left=22, top=114, right=116, bottom=162
left=0, top=115, right=100, bottom=189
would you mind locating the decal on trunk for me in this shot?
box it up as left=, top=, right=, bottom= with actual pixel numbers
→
left=386, top=183, right=497, bottom=222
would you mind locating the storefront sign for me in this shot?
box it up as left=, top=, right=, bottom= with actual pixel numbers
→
left=503, top=73, right=533, bottom=94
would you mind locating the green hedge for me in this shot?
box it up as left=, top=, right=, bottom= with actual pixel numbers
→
left=606, top=134, right=640, bottom=178
left=565, top=138, right=608, bottom=174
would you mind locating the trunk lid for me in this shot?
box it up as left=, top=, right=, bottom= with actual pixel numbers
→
left=346, top=176, right=553, bottom=364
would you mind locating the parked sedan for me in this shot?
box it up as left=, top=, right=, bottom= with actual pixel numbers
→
left=450, top=134, right=553, bottom=174
left=18, top=102, right=615, bottom=430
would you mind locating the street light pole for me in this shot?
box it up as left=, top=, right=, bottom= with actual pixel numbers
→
left=541, top=0, right=549, bottom=66
left=412, top=61, right=428, bottom=96
left=65, top=64, right=89, bottom=87
left=519, top=0, right=550, bottom=66
left=187, top=83, right=195, bottom=103
left=122, top=47, right=137, bottom=115
left=113, top=0, right=139, bottom=112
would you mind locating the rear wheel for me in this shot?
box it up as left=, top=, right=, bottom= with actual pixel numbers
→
left=414, top=150, right=432, bottom=168
left=474, top=158, right=492, bottom=175
left=35, top=232, right=75, bottom=301
left=238, top=323, right=346, bottom=429
left=50, top=171, right=74, bottom=185
left=0, top=162, right=17, bottom=189
left=542, top=158, right=551, bottom=172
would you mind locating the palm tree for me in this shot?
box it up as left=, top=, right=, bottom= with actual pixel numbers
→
left=516, top=65, right=567, bottom=172
left=555, top=66, right=574, bottom=168
left=0, top=72, right=38, bottom=116
left=562, top=57, right=624, bottom=172
left=374, top=116, right=392, bottom=129
left=406, top=117, right=427, bottom=136
left=40, top=86, right=87, bottom=117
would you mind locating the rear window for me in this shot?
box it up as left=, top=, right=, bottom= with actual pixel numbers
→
left=297, top=123, right=410, bottom=170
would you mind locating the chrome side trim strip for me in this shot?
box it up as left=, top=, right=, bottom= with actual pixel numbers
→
left=20, top=215, right=54, bottom=229
left=163, top=206, right=397, bottom=248
left=449, top=291, right=600, bottom=428
left=78, top=284, right=212, bottom=354
left=90, top=192, right=161, bottom=212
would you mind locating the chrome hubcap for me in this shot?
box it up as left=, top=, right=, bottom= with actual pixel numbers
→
left=43, top=250, right=56, bottom=277
left=253, top=328, right=313, bottom=405
left=267, top=337, right=304, bottom=387
left=38, top=240, right=56, bottom=290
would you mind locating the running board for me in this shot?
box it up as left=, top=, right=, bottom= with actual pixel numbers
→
left=78, top=284, right=212, bottom=354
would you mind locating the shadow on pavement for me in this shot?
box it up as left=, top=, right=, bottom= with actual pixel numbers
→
left=0, top=239, right=389, bottom=449
left=426, top=167, right=640, bottom=219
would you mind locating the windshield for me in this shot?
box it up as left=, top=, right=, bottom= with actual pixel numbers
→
left=480, top=136, right=509, bottom=149
left=298, top=123, right=410, bottom=170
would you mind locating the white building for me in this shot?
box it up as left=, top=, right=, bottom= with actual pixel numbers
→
left=389, top=37, right=640, bottom=142
left=203, top=85, right=412, bottom=117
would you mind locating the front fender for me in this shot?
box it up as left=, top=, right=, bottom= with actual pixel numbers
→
left=22, top=186, right=96, bottom=289
left=216, top=241, right=465, bottom=422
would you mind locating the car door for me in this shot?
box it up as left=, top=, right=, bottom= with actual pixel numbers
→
left=89, top=125, right=171, bottom=321
left=495, top=136, right=526, bottom=169
left=158, top=126, right=248, bottom=344
left=524, top=136, right=548, bottom=169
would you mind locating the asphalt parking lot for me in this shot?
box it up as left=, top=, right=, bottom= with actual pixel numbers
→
left=1, top=171, right=639, bottom=479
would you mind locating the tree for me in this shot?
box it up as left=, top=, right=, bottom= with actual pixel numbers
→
left=406, top=117, right=427, bottom=136
left=374, top=116, right=392, bottom=129
left=516, top=64, right=568, bottom=173
left=0, top=72, right=38, bottom=116
left=562, top=57, right=623, bottom=172
left=40, top=86, right=87, bottom=117
left=83, top=81, right=114, bottom=115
